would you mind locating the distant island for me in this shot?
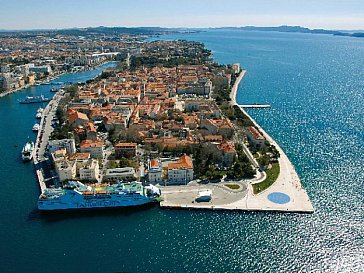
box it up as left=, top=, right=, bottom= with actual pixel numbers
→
left=218, top=25, right=364, bottom=38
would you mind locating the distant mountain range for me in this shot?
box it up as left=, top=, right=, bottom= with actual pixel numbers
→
left=1, top=25, right=363, bottom=38
left=0, top=26, right=181, bottom=36
left=218, top=25, right=364, bottom=38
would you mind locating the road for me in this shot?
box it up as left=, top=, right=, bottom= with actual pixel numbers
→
left=34, top=90, right=64, bottom=188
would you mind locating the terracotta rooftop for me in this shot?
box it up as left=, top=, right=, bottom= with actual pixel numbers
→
left=80, top=139, right=104, bottom=148
left=150, top=159, right=160, bottom=169
left=114, top=142, right=137, bottom=148
left=69, top=153, right=91, bottom=160
left=168, top=155, right=193, bottom=170
left=68, top=111, right=89, bottom=124
left=247, top=126, right=265, bottom=140
left=218, top=141, right=236, bottom=153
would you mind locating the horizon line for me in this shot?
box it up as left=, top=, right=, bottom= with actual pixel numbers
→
left=0, top=24, right=363, bottom=32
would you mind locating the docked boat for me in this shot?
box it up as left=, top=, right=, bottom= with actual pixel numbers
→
left=36, top=108, right=43, bottom=119
left=32, top=123, right=40, bottom=132
left=18, top=95, right=50, bottom=104
left=38, top=181, right=161, bottom=211
left=50, top=87, right=58, bottom=92
left=22, top=140, right=34, bottom=161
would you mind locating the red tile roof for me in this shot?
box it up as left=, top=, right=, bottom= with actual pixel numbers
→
left=168, top=155, right=193, bottom=170
left=247, top=126, right=265, bottom=140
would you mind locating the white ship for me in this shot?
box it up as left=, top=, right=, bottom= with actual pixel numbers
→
left=32, top=123, right=40, bottom=131
left=38, top=181, right=161, bottom=211
left=22, top=140, right=34, bottom=161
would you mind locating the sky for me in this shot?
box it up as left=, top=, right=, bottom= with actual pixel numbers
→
left=0, top=0, right=364, bottom=30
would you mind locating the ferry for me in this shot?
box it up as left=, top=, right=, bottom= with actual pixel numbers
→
left=22, top=140, right=34, bottom=161
left=32, top=123, right=40, bottom=132
left=18, top=95, right=50, bottom=104
left=38, top=181, right=161, bottom=211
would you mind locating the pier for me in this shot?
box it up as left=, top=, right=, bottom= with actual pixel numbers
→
left=239, top=104, right=272, bottom=108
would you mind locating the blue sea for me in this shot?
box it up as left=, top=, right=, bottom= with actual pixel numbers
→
left=0, top=31, right=363, bottom=273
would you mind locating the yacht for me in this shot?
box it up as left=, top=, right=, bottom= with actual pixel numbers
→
left=32, top=123, right=40, bottom=132
left=22, top=140, right=34, bottom=161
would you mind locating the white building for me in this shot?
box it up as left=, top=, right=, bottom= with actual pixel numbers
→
left=80, top=139, right=105, bottom=159
left=167, top=155, right=194, bottom=184
left=79, top=159, right=100, bottom=181
left=246, top=126, right=266, bottom=150
left=29, top=65, right=52, bottom=74
left=54, top=155, right=99, bottom=182
left=55, top=160, right=77, bottom=182
left=105, top=167, right=136, bottom=180
left=147, top=159, right=162, bottom=184
left=48, top=139, right=76, bottom=154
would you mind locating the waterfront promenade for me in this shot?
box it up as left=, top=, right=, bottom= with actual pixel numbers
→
left=161, top=69, right=314, bottom=213
left=33, top=90, right=64, bottom=191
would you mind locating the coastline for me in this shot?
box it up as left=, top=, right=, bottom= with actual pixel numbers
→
left=0, top=72, right=67, bottom=99
left=230, top=70, right=314, bottom=212
left=230, top=69, right=246, bottom=106
left=0, top=61, right=113, bottom=99
left=161, top=69, right=314, bottom=213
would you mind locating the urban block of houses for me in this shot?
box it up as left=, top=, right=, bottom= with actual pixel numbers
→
left=114, top=142, right=137, bottom=158
left=52, top=151, right=100, bottom=182
left=246, top=126, right=266, bottom=150
left=147, top=158, right=163, bottom=184
left=200, top=118, right=235, bottom=139
left=217, top=141, right=237, bottom=168
left=80, top=139, right=105, bottom=158
left=167, top=155, right=194, bottom=184
left=67, top=110, right=89, bottom=127
left=104, top=167, right=136, bottom=181
left=48, top=139, right=76, bottom=154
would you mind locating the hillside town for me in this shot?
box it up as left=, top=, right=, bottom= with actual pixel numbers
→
left=42, top=39, right=279, bottom=188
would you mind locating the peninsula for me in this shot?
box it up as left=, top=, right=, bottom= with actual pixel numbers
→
left=8, top=31, right=312, bottom=212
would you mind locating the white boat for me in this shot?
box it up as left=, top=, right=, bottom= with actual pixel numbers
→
left=32, top=123, right=40, bottom=131
left=38, top=181, right=161, bottom=211
left=36, top=108, right=43, bottom=119
left=22, top=140, right=34, bottom=161
left=196, top=190, right=212, bottom=202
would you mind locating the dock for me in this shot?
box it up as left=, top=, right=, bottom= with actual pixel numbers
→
left=33, top=90, right=64, bottom=192
left=239, top=104, right=271, bottom=109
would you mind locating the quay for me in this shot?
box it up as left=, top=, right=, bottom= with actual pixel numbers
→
left=239, top=104, right=271, bottom=108
left=160, top=69, right=314, bottom=213
left=33, top=90, right=64, bottom=192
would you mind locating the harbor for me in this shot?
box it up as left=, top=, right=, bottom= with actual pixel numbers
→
left=14, top=62, right=118, bottom=193
left=0, top=26, right=363, bottom=273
